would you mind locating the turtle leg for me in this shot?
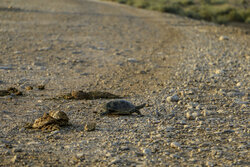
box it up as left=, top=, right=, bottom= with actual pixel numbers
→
left=133, top=109, right=143, bottom=116
left=100, top=110, right=112, bottom=116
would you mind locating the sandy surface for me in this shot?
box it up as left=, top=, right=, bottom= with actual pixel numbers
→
left=0, top=0, right=249, bottom=166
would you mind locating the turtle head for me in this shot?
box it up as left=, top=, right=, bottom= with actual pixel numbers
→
left=136, top=103, right=146, bottom=109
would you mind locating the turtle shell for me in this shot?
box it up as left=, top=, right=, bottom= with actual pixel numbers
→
left=32, top=113, right=56, bottom=129
left=105, top=100, right=136, bottom=113
left=49, top=110, right=69, bottom=121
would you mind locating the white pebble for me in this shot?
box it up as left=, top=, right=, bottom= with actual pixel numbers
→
left=219, top=36, right=229, bottom=41
left=171, top=142, right=181, bottom=149
left=167, top=94, right=179, bottom=102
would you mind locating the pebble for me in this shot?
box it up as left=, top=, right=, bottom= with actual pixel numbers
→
left=27, top=141, right=40, bottom=145
left=222, top=130, right=234, bottom=134
left=219, top=36, right=229, bottom=41
left=189, top=158, right=197, bottom=163
left=170, top=142, right=181, bottom=149
left=25, top=86, right=33, bottom=90
left=109, top=157, right=122, bottom=165
left=202, top=109, right=215, bottom=116
left=50, top=130, right=60, bottom=135
left=12, top=148, right=22, bottom=153
left=84, top=122, right=96, bottom=131
left=11, top=155, right=18, bottom=163
left=178, top=120, right=186, bottom=125
left=184, top=125, right=190, bottom=129
left=76, top=152, right=84, bottom=158
left=236, top=82, right=242, bottom=87
left=186, top=112, right=199, bottom=120
left=37, top=85, right=45, bottom=90
left=217, top=109, right=226, bottom=114
left=214, top=69, right=225, bottom=75
left=165, top=126, right=174, bottom=132
left=120, top=146, right=130, bottom=151
left=227, top=91, right=245, bottom=97
left=166, top=94, right=179, bottom=102
left=142, top=148, right=152, bottom=155
left=170, top=153, right=180, bottom=159
left=238, top=144, right=247, bottom=149
left=127, top=58, right=138, bottom=63
left=211, top=149, right=223, bottom=158
left=206, top=161, right=215, bottom=167
left=14, top=51, right=22, bottom=54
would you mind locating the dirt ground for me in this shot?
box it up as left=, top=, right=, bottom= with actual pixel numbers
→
left=0, top=0, right=249, bottom=166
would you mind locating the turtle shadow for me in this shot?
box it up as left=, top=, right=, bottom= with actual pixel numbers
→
left=48, top=91, right=123, bottom=100
left=99, top=114, right=144, bottom=118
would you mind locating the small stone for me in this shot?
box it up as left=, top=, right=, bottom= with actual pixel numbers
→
left=37, top=85, right=45, bottom=90
left=76, top=152, right=84, bottom=158
left=211, top=149, right=223, bottom=158
left=192, top=112, right=200, bottom=118
left=127, top=58, right=138, bottom=63
left=110, top=157, right=122, bottom=165
left=217, top=109, right=226, bottom=114
left=84, top=122, right=96, bottom=131
left=167, top=94, right=179, bottom=102
left=178, top=120, right=186, bottom=125
left=186, top=102, right=199, bottom=109
left=170, top=142, right=181, bottom=149
left=25, top=86, right=33, bottom=90
left=206, top=161, right=215, bottom=167
left=238, top=144, right=247, bottom=149
left=219, top=36, right=229, bottom=41
left=70, top=156, right=79, bottom=164
left=170, top=153, right=180, bottom=159
left=227, top=91, right=245, bottom=97
left=50, top=130, right=60, bottom=135
left=222, top=130, right=235, bottom=134
left=189, top=158, right=197, bottom=163
left=27, top=141, right=40, bottom=145
left=185, top=90, right=194, bottom=95
left=142, top=148, right=152, bottom=155
left=184, top=125, right=190, bottom=129
left=38, top=47, right=51, bottom=51
left=202, top=110, right=215, bottom=116
left=120, top=146, right=130, bottom=151
left=236, top=82, right=242, bottom=87
left=214, top=69, right=224, bottom=75
left=165, top=126, right=174, bottom=132
left=14, top=51, right=22, bottom=54
left=11, top=155, right=18, bottom=163
left=186, top=112, right=194, bottom=120
left=139, top=70, right=147, bottom=74
left=12, top=148, right=22, bottom=153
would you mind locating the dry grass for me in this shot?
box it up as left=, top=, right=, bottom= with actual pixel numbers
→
left=103, top=0, right=250, bottom=24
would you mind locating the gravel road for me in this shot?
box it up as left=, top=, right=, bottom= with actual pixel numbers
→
left=0, top=0, right=249, bottom=166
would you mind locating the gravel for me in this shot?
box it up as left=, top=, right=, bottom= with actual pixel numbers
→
left=0, top=0, right=249, bottom=166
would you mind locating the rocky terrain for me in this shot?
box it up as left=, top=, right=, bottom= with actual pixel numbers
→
left=0, top=0, right=249, bottom=166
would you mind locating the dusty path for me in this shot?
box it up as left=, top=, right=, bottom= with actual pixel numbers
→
left=0, top=0, right=183, bottom=96
left=0, top=0, right=249, bottom=166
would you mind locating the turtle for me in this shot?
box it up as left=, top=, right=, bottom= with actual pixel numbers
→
left=26, top=110, right=69, bottom=132
left=100, top=100, right=146, bottom=116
